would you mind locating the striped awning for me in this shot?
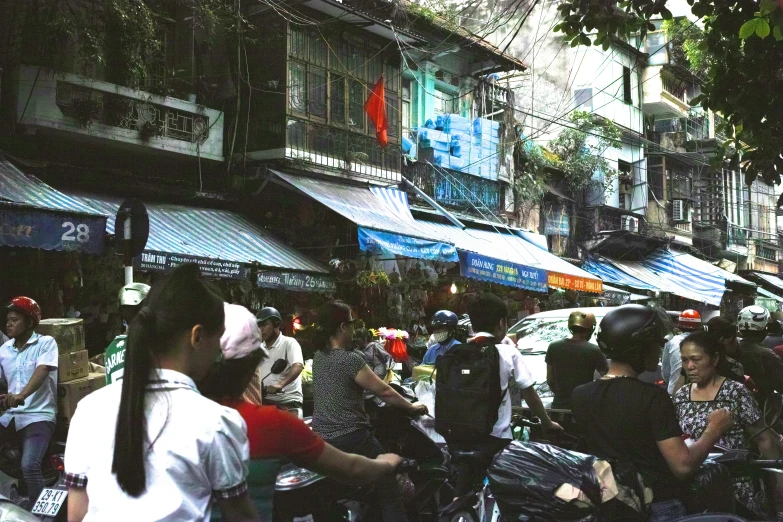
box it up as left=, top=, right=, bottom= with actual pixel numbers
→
left=597, top=249, right=754, bottom=306
left=414, top=220, right=602, bottom=293
left=0, top=156, right=106, bottom=253
left=71, top=192, right=329, bottom=275
left=582, top=256, right=657, bottom=291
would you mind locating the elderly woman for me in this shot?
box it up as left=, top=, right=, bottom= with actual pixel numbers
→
left=674, top=330, right=783, bottom=516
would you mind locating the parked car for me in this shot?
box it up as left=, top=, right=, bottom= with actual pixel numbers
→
left=507, top=306, right=669, bottom=408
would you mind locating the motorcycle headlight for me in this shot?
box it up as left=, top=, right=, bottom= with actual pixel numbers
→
left=0, top=501, right=42, bottom=522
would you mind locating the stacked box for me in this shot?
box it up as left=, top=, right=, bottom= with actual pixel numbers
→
left=37, top=319, right=84, bottom=355
left=58, top=350, right=89, bottom=383
left=57, top=372, right=106, bottom=426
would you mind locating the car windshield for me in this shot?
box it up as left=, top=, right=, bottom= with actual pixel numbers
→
left=511, top=317, right=598, bottom=352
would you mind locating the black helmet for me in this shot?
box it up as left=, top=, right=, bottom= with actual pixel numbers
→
left=431, top=310, right=458, bottom=328
left=256, top=306, right=282, bottom=324
left=596, top=305, right=672, bottom=359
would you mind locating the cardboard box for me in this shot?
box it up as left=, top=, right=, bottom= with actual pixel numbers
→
left=37, top=319, right=85, bottom=354
left=58, top=350, right=89, bottom=383
left=57, top=372, right=105, bottom=425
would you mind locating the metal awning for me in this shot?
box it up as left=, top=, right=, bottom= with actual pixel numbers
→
left=270, top=170, right=459, bottom=263
left=748, top=271, right=783, bottom=293
left=70, top=192, right=332, bottom=285
left=758, top=287, right=783, bottom=303
left=0, top=155, right=106, bottom=253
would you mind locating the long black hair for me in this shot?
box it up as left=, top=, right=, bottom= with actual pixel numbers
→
left=313, top=300, right=352, bottom=351
left=111, top=264, right=224, bottom=497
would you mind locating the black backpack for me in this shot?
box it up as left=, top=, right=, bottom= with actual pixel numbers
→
left=434, top=340, right=505, bottom=443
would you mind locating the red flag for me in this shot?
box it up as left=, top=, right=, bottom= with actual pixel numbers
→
left=364, top=75, right=388, bottom=147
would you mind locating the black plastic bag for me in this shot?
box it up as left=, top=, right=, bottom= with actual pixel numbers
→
left=488, top=441, right=601, bottom=521
left=683, top=461, right=735, bottom=515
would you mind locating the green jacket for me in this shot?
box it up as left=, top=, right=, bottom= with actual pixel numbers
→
left=104, top=335, right=127, bottom=385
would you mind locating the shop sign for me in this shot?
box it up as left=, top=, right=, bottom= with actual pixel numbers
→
left=257, top=271, right=336, bottom=293
left=358, top=227, right=459, bottom=263
left=0, top=207, right=105, bottom=254
left=755, top=297, right=779, bottom=313
left=135, top=250, right=246, bottom=280
left=547, top=271, right=603, bottom=294
left=458, top=251, right=548, bottom=292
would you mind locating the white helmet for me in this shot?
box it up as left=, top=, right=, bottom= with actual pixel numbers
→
left=118, top=282, right=150, bottom=307
left=737, top=305, right=770, bottom=332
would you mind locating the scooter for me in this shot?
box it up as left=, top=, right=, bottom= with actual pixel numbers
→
left=274, top=383, right=452, bottom=521
left=0, top=434, right=65, bottom=519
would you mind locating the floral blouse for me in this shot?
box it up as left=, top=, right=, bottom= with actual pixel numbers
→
left=673, top=378, right=762, bottom=512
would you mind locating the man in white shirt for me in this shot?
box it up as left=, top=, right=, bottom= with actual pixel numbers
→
left=0, top=297, right=58, bottom=506
left=244, top=307, right=304, bottom=417
left=448, top=293, right=562, bottom=496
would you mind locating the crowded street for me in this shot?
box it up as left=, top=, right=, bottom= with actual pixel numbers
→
left=2, top=0, right=783, bottom=520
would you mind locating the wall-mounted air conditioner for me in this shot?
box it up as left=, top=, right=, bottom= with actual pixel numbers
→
left=621, top=215, right=639, bottom=232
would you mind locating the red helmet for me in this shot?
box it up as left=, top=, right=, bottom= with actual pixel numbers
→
left=7, top=297, right=42, bottom=329
left=678, top=309, right=702, bottom=331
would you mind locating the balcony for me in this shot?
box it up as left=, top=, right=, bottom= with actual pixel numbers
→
left=642, top=68, right=692, bottom=118
left=11, top=65, right=224, bottom=161
left=402, top=161, right=501, bottom=214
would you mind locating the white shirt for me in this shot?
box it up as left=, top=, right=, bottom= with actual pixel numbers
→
left=662, top=333, right=689, bottom=394
left=472, top=334, right=535, bottom=439
left=64, top=369, right=249, bottom=522
left=259, top=334, right=304, bottom=404
left=0, top=333, right=59, bottom=429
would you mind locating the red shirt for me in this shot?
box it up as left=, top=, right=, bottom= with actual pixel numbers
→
left=222, top=399, right=325, bottom=465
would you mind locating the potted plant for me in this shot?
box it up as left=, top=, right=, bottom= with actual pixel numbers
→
left=139, top=120, right=163, bottom=141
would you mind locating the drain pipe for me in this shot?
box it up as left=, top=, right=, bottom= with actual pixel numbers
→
left=401, top=176, right=466, bottom=230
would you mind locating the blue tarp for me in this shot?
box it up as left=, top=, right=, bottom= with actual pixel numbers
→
left=358, top=227, right=458, bottom=263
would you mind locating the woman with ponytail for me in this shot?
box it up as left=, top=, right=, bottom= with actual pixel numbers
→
left=64, top=264, right=260, bottom=522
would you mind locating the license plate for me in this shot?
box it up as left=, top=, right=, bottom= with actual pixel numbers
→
left=31, top=488, right=67, bottom=516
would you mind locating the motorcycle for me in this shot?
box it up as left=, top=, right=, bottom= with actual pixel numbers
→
left=0, top=434, right=66, bottom=520
left=273, top=383, right=452, bottom=521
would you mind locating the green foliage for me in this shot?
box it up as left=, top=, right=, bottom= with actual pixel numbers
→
left=662, top=19, right=710, bottom=77
left=31, top=0, right=250, bottom=92
left=554, top=0, right=783, bottom=187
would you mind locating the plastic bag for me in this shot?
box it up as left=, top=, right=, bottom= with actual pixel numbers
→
left=413, top=380, right=445, bottom=444
left=488, top=441, right=601, bottom=521
left=683, top=461, right=735, bottom=515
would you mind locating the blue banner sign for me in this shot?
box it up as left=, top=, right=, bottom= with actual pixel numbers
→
left=358, top=227, right=459, bottom=262
left=459, top=251, right=548, bottom=292
left=0, top=206, right=105, bottom=254
left=257, top=271, right=336, bottom=293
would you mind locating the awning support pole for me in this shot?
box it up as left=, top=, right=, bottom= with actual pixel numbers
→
left=400, top=176, right=466, bottom=230
left=123, top=212, right=133, bottom=285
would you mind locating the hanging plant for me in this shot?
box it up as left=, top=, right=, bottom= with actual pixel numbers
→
left=356, top=270, right=390, bottom=289
left=139, top=120, right=163, bottom=141
left=71, top=98, right=101, bottom=127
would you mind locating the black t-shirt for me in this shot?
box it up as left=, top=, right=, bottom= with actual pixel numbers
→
left=738, top=339, right=783, bottom=403
left=571, top=378, right=683, bottom=500
left=545, top=339, right=608, bottom=409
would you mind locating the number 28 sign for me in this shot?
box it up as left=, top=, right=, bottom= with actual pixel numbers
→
left=0, top=207, right=106, bottom=254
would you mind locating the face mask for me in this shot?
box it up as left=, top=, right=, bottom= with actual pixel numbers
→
left=432, top=331, right=450, bottom=344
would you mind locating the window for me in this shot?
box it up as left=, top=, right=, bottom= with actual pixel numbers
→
left=401, top=78, right=412, bottom=137
left=286, top=29, right=401, bottom=142
left=623, top=66, right=632, bottom=105
left=574, top=88, right=593, bottom=111
left=434, top=88, right=457, bottom=114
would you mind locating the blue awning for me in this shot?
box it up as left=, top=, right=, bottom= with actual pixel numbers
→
left=271, top=170, right=457, bottom=262
left=70, top=192, right=330, bottom=281
left=749, top=271, right=783, bottom=293
left=582, top=257, right=657, bottom=291
left=0, top=156, right=106, bottom=254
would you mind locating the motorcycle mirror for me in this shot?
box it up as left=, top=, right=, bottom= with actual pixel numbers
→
left=271, top=359, right=287, bottom=374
